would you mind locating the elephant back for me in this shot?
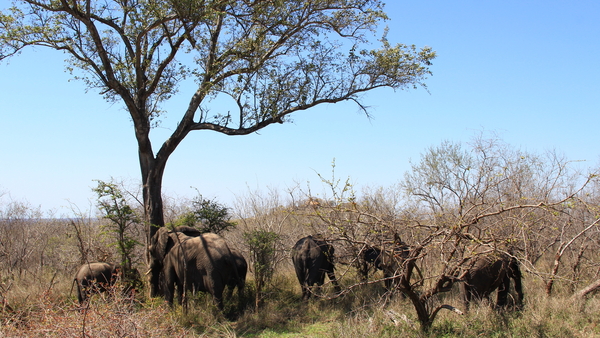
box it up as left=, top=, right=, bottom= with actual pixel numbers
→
left=175, top=233, right=237, bottom=287
left=293, top=235, right=332, bottom=260
left=172, top=226, right=202, bottom=237
left=467, top=253, right=509, bottom=279
left=75, top=262, right=116, bottom=281
left=150, top=227, right=202, bottom=263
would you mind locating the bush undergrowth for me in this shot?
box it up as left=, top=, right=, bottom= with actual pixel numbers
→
left=2, top=263, right=600, bottom=337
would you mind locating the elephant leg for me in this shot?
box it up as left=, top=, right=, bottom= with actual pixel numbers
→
left=212, top=285, right=225, bottom=310
left=461, top=283, right=472, bottom=312
left=224, top=285, right=234, bottom=300
left=301, top=282, right=311, bottom=300
left=496, top=275, right=511, bottom=309
left=149, top=265, right=163, bottom=297
left=314, top=271, right=327, bottom=296
left=177, top=280, right=185, bottom=306
left=164, top=275, right=176, bottom=305
left=304, top=271, right=321, bottom=299
left=326, top=271, right=341, bottom=293
left=384, top=271, right=392, bottom=290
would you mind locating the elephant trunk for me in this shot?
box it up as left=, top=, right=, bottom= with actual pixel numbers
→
left=148, top=261, right=163, bottom=297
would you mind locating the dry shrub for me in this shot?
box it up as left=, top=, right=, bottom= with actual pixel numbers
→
left=0, top=282, right=200, bottom=337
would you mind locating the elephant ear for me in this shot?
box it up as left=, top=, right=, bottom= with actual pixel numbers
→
left=150, top=227, right=175, bottom=262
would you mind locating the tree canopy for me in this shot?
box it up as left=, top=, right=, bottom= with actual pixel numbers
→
left=0, top=0, right=435, bottom=235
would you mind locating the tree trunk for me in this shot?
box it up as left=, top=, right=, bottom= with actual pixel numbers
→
left=545, top=252, right=562, bottom=296
left=137, top=122, right=188, bottom=296
left=405, top=291, right=433, bottom=332
left=139, top=154, right=166, bottom=236
left=145, top=172, right=165, bottom=238
left=130, top=93, right=192, bottom=297
left=140, top=150, right=167, bottom=297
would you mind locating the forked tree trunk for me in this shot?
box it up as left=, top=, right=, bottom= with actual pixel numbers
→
left=130, top=91, right=194, bottom=297
left=397, top=246, right=462, bottom=332
left=137, top=132, right=169, bottom=297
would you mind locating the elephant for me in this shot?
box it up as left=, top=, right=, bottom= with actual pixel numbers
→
left=291, top=235, right=341, bottom=300
left=356, top=246, right=380, bottom=281
left=360, top=246, right=398, bottom=288
left=460, top=253, right=524, bottom=311
left=73, top=262, right=120, bottom=304
left=359, top=237, right=414, bottom=290
left=148, top=226, right=204, bottom=297
left=161, top=232, right=239, bottom=309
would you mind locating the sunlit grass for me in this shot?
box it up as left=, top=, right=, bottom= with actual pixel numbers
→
left=2, top=268, right=600, bottom=337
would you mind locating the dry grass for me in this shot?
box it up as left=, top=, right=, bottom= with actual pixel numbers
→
left=2, top=266, right=600, bottom=337
left=3, top=195, right=600, bottom=337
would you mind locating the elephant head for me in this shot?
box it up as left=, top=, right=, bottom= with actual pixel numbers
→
left=359, top=235, right=416, bottom=291
left=291, top=235, right=341, bottom=300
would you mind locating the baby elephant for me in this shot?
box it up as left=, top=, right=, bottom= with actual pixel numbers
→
left=74, top=262, right=120, bottom=304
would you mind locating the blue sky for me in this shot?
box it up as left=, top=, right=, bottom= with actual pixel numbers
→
left=1, top=1, right=599, bottom=216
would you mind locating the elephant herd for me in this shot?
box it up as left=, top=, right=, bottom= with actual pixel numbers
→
left=290, top=235, right=524, bottom=312
left=74, top=226, right=247, bottom=310
left=73, top=230, right=523, bottom=313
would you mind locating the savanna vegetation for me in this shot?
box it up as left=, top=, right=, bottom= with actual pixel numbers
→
left=0, top=0, right=436, bottom=299
left=1, top=135, right=600, bottom=337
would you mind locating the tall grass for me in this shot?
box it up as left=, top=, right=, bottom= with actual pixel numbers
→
left=3, top=266, right=600, bottom=337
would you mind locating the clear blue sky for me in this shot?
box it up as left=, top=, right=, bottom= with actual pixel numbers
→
left=1, top=1, right=599, bottom=216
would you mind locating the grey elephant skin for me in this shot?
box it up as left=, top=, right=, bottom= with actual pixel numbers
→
left=292, top=235, right=340, bottom=299
left=227, top=248, right=247, bottom=295
left=460, top=253, right=524, bottom=311
left=148, top=226, right=203, bottom=297
left=149, top=226, right=241, bottom=310
left=73, top=262, right=119, bottom=304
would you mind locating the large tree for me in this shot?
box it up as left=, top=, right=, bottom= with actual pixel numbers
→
left=0, top=0, right=434, bottom=287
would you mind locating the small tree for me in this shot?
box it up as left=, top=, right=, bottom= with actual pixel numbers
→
left=172, top=194, right=236, bottom=235
left=93, top=179, right=141, bottom=272
left=243, top=229, right=280, bottom=310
